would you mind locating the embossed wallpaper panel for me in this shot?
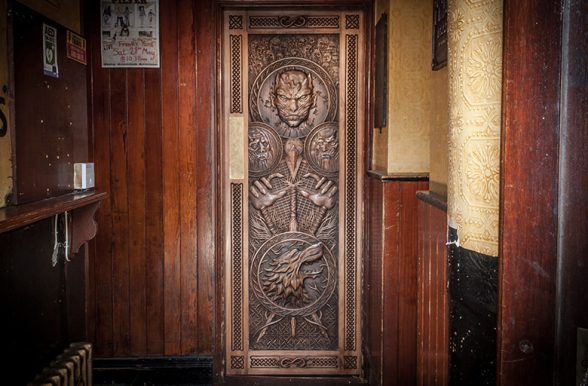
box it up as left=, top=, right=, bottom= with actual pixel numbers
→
left=447, top=0, right=502, bottom=256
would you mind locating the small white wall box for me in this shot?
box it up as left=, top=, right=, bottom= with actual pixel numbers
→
left=74, top=163, right=95, bottom=189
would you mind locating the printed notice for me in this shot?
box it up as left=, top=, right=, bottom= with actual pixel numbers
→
left=43, top=23, right=59, bottom=77
left=67, top=30, right=87, bottom=65
left=100, top=0, right=159, bottom=68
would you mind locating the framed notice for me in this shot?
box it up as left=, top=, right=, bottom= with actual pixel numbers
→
left=100, top=0, right=160, bottom=68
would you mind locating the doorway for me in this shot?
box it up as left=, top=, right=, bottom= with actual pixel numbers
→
left=220, top=8, right=366, bottom=377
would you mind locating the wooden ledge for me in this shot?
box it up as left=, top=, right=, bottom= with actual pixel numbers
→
left=416, top=190, right=447, bottom=212
left=0, top=191, right=107, bottom=255
left=367, top=170, right=429, bottom=181
left=0, top=190, right=107, bottom=234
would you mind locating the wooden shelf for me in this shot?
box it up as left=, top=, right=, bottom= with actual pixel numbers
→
left=0, top=191, right=107, bottom=256
left=0, top=190, right=107, bottom=234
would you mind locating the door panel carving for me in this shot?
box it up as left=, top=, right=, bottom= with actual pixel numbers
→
left=223, top=9, right=364, bottom=376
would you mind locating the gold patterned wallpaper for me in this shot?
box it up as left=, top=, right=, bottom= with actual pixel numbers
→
left=372, top=0, right=432, bottom=174
left=0, top=0, right=12, bottom=208
left=447, top=0, right=502, bottom=256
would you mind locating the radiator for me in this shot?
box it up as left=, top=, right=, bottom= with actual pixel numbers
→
left=28, top=342, right=92, bottom=386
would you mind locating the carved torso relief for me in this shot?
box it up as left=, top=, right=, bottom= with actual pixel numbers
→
left=248, top=33, right=340, bottom=351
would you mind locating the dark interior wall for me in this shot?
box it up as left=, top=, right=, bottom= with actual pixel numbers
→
left=499, top=0, right=588, bottom=384
left=416, top=192, right=448, bottom=386
left=11, top=1, right=88, bottom=205
left=0, top=219, right=87, bottom=384
left=555, top=0, right=588, bottom=383
left=366, top=174, right=428, bottom=386
left=0, top=2, right=89, bottom=382
left=86, top=0, right=216, bottom=357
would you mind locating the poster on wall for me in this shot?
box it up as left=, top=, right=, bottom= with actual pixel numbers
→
left=100, top=0, right=160, bottom=68
left=43, top=23, right=59, bottom=77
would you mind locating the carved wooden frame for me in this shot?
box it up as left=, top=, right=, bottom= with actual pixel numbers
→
left=221, top=8, right=365, bottom=377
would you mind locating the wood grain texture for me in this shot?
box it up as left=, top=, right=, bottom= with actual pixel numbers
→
left=499, top=0, right=562, bottom=384
left=88, top=0, right=113, bottom=355
left=366, top=175, right=428, bottom=386
left=555, top=1, right=588, bottom=384
left=127, top=69, right=147, bottom=355
left=160, top=0, right=182, bottom=356
left=416, top=193, right=448, bottom=386
left=109, top=68, right=131, bottom=355
left=12, top=2, right=88, bottom=204
left=194, top=0, right=216, bottom=355
left=87, top=0, right=217, bottom=357
left=178, top=0, right=198, bottom=354
left=144, top=68, right=164, bottom=355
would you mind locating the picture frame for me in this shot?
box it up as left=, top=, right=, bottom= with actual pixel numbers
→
left=432, top=0, right=447, bottom=70
left=374, top=13, right=388, bottom=131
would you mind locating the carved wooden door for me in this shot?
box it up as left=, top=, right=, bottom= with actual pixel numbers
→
left=222, top=9, right=365, bottom=376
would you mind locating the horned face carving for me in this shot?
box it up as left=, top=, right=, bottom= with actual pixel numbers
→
left=263, top=242, right=324, bottom=307
left=272, top=70, right=316, bottom=129
left=311, top=126, right=338, bottom=172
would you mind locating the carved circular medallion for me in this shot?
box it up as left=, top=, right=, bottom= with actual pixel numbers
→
left=248, top=122, right=283, bottom=177
left=250, top=232, right=337, bottom=317
left=304, top=122, right=339, bottom=177
left=250, top=58, right=337, bottom=139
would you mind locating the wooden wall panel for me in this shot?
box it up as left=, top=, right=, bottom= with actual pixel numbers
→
left=367, top=176, right=384, bottom=385
left=416, top=193, right=448, bottom=386
left=500, top=0, right=588, bottom=384
left=144, top=68, right=164, bottom=355
left=366, top=174, right=428, bottom=386
left=127, top=69, right=147, bottom=355
left=194, top=0, right=215, bottom=354
left=160, top=0, right=182, bottom=357
left=87, top=0, right=216, bottom=357
left=12, top=2, right=89, bottom=204
left=555, top=1, right=588, bottom=384
left=499, top=0, right=562, bottom=384
left=178, top=0, right=198, bottom=355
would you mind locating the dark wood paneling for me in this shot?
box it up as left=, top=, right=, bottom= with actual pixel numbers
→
left=499, top=0, right=562, bottom=384
left=416, top=193, right=448, bottom=386
left=87, top=0, right=113, bottom=356
left=366, top=175, right=428, bottom=386
left=0, top=219, right=87, bottom=385
left=555, top=1, right=588, bottom=384
left=12, top=1, right=88, bottom=204
left=127, top=69, right=147, bottom=355
left=178, top=0, right=198, bottom=354
left=366, top=176, right=383, bottom=385
left=194, top=0, right=216, bottom=355
left=160, top=0, right=182, bottom=357
left=144, top=67, right=164, bottom=355
left=87, top=0, right=217, bottom=357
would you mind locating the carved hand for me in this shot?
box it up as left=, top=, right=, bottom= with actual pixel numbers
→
left=299, top=174, right=338, bottom=210
left=250, top=173, right=286, bottom=210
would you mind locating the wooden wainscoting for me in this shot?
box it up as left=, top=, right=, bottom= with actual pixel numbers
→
left=86, top=0, right=216, bottom=357
left=366, top=172, right=428, bottom=386
left=416, top=191, right=448, bottom=386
